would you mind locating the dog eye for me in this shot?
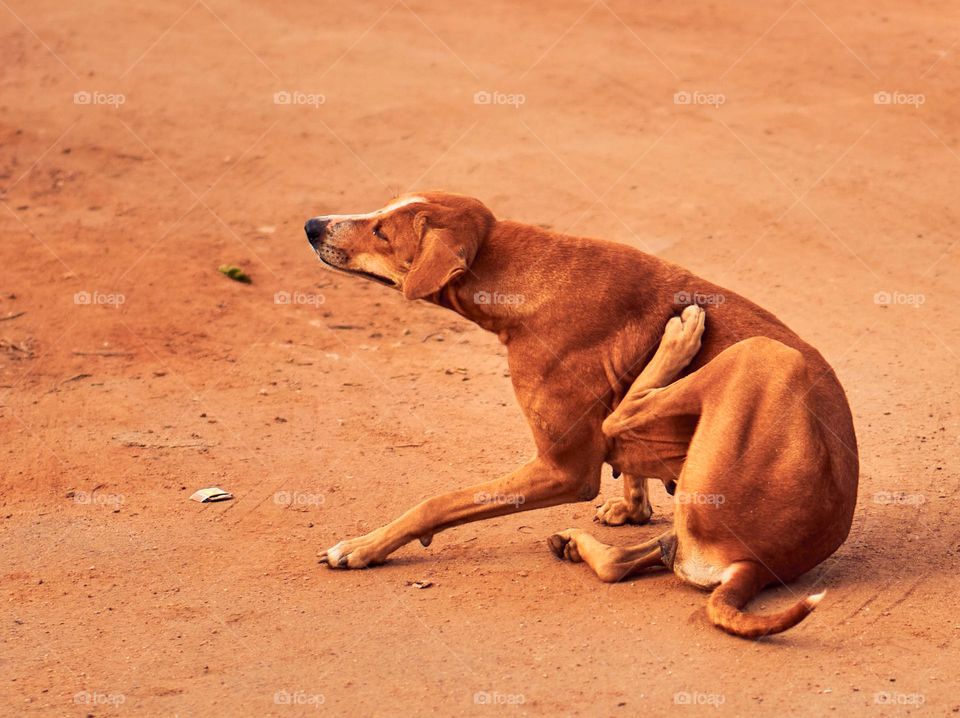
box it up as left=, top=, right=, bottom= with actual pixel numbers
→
left=373, top=224, right=388, bottom=242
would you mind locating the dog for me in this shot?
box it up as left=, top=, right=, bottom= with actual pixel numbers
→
left=304, top=191, right=858, bottom=638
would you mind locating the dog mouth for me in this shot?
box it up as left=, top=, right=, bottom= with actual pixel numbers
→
left=314, top=252, right=396, bottom=288
left=349, top=267, right=397, bottom=288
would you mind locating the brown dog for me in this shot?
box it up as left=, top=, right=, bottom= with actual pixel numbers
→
left=304, top=191, right=858, bottom=637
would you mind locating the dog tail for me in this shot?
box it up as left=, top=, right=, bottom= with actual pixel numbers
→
left=706, top=561, right=824, bottom=639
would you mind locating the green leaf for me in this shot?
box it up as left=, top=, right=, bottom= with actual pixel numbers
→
left=218, top=264, right=252, bottom=284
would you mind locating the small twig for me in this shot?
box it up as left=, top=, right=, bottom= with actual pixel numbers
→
left=72, top=350, right=133, bottom=357
left=390, top=442, right=426, bottom=449
left=63, top=373, right=92, bottom=383
left=0, top=311, right=25, bottom=322
left=0, top=338, right=32, bottom=355
left=421, top=331, right=444, bottom=342
left=119, top=439, right=210, bottom=449
left=47, top=373, right=92, bottom=394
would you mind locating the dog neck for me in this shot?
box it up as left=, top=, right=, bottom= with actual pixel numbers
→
left=431, top=221, right=541, bottom=338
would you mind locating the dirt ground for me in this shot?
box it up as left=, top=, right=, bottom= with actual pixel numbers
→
left=1, top=0, right=958, bottom=715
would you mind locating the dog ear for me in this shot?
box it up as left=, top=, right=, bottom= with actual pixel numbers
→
left=402, top=206, right=488, bottom=300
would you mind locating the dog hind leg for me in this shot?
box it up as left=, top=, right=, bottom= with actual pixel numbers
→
left=596, top=305, right=705, bottom=526
left=547, top=529, right=673, bottom=583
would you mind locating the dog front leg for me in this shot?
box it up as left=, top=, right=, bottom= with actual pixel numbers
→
left=319, top=456, right=598, bottom=569
left=594, top=474, right=653, bottom=525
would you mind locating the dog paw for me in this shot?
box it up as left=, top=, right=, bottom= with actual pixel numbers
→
left=594, top=496, right=653, bottom=525
left=659, top=303, right=706, bottom=375
left=547, top=529, right=585, bottom=562
left=319, top=531, right=389, bottom=569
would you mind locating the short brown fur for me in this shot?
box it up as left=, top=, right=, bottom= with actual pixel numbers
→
left=306, top=192, right=858, bottom=638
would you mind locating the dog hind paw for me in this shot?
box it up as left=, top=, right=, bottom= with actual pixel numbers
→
left=659, top=304, right=706, bottom=374
left=547, top=529, right=584, bottom=562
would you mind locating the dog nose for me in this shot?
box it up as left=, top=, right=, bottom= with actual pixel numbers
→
left=304, top=218, right=330, bottom=245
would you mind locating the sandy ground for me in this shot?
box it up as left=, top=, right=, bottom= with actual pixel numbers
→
left=1, top=0, right=958, bottom=715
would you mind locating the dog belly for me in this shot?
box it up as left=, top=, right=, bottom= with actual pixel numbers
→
left=606, top=433, right=686, bottom=481
left=605, top=407, right=695, bottom=480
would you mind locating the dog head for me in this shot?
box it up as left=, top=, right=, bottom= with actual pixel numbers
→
left=304, top=192, right=494, bottom=300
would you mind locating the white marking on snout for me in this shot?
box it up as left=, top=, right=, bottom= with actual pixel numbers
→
left=311, top=195, right=425, bottom=227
